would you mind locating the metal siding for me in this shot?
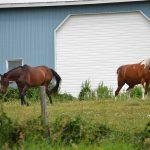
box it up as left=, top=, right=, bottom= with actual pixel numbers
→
left=0, top=8, right=55, bottom=73
left=56, top=12, right=150, bottom=96
left=0, top=2, right=150, bottom=73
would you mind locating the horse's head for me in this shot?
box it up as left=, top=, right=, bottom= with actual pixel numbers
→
left=141, top=58, right=150, bottom=70
left=0, top=74, right=9, bottom=93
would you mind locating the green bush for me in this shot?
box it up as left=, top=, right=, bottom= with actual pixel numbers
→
left=135, top=121, right=150, bottom=149
left=78, top=80, right=95, bottom=100
left=25, top=87, right=40, bottom=101
left=130, top=86, right=142, bottom=98
left=96, top=82, right=113, bottom=100
left=52, top=93, right=76, bottom=102
left=78, top=80, right=113, bottom=100
left=0, top=87, right=19, bottom=101
left=87, top=123, right=112, bottom=144
left=0, top=111, right=50, bottom=149
left=0, top=87, right=40, bottom=102
left=0, top=112, right=21, bottom=148
left=51, top=115, right=85, bottom=144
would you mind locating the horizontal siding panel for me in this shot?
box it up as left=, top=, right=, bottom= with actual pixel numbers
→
left=56, top=12, right=150, bottom=96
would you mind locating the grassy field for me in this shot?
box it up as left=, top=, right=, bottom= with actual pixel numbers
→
left=1, top=99, right=150, bottom=149
left=2, top=100, right=150, bottom=133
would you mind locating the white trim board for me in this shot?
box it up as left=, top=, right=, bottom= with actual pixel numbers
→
left=55, top=10, right=150, bottom=32
left=6, top=58, right=24, bottom=72
left=0, top=0, right=147, bottom=8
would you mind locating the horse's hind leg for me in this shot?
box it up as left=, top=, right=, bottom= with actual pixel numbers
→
left=115, top=78, right=125, bottom=97
left=45, top=86, right=53, bottom=104
left=20, top=92, right=29, bottom=106
left=115, top=85, right=124, bottom=97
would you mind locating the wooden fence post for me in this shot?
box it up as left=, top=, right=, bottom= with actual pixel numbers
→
left=40, top=86, right=50, bottom=139
left=40, top=86, right=48, bottom=125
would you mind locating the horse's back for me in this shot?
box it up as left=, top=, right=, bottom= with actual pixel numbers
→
left=23, top=65, right=49, bottom=73
left=22, top=65, right=52, bottom=86
left=117, top=63, right=146, bottom=84
left=35, top=66, right=53, bottom=77
left=117, top=63, right=142, bottom=75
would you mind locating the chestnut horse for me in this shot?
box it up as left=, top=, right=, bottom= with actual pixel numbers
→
left=0, top=65, right=61, bottom=105
left=115, top=59, right=150, bottom=99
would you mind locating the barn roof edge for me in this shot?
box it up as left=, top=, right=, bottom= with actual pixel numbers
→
left=0, top=0, right=148, bottom=8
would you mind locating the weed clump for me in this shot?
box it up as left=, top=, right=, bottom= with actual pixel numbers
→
left=96, top=82, right=113, bottom=100
left=51, top=115, right=85, bottom=144
left=0, top=112, right=23, bottom=148
left=78, top=80, right=95, bottom=100
left=78, top=80, right=113, bottom=100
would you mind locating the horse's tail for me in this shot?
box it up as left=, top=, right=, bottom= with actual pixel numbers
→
left=50, top=69, right=62, bottom=94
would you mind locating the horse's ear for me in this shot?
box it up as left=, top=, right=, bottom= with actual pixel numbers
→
left=3, top=73, right=7, bottom=77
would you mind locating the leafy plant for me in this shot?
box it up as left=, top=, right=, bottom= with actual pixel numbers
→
left=0, top=87, right=19, bottom=101
left=53, top=93, right=76, bottom=102
left=0, top=87, right=40, bottom=102
left=25, top=87, right=40, bottom=101
left=96, top=82, right=113, bottom=100
left=132, top=121, right=150, bottom=150
left=78, top=80, right=95, bottom=100
left=51, top=115, right=85, bottom=144
left=78, top=81, right=114, bottom=100
left=130, top=86, right=142, bottom=98
left=87, top=123, right=112, bottom=143
left=0, top=111, right=22, bottom=148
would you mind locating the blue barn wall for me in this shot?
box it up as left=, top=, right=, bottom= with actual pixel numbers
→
left=0, top=1, right=150, bottom=73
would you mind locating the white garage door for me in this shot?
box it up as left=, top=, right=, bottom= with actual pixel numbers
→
left=55, top=12, right=150, bottom=97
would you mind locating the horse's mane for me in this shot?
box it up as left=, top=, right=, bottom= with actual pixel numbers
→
left=4, top=66, right=23, bottom=76
left=22, top=64, right=30, bottom=69
left=140, top=58, right=150, bottom=69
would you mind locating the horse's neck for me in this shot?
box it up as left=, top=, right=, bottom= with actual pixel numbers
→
left=6, top=69, right=22, bottom=81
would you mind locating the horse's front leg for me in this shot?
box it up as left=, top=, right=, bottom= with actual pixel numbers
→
left=144, top=83, right=149, bottom=99
left=141, top=79, right=146, bottom=100
left=18, top=84, right=29, bottom=106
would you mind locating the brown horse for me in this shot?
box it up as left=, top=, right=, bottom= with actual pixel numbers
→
left=0, top=65, right=61, bottom=105
left=115, top=59, right=150, bottom=99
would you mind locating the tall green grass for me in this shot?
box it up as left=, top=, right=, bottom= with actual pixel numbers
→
left=0, top=110, right=149, bottom=150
